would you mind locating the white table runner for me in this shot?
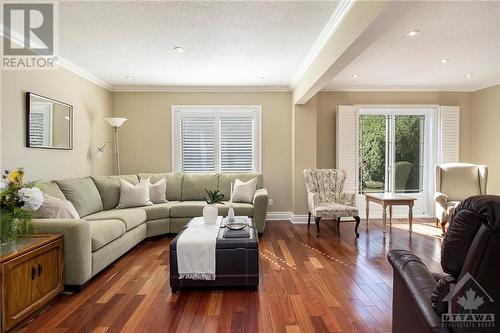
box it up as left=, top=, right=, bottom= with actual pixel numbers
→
left=176, top=216, right=221, bottom=280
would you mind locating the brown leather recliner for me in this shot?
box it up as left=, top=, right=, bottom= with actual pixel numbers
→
left=388, top=195, right=500, bottom=333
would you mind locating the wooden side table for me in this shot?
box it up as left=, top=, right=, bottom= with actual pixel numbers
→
left=365, top=193, right=416, bottom=233
left=0, top=234, right=64, bottom=333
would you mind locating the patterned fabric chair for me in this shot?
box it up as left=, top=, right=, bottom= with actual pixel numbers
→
left=435, top=163, right=487, bottom=234
left=303, top=169, right=360, bottom=237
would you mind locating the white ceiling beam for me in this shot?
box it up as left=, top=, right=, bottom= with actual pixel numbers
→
left=292, top=0, right=392, bottom=105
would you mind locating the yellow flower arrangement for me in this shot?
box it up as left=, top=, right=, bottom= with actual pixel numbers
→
left=7, top=169, right=24, bottom=185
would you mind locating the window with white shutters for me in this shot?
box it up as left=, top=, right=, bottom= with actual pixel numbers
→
left=172, top=106, right=261, bottom=173
left=180, top=117, right=216, bottom=172
left=220, top=117, right=254, bottom=172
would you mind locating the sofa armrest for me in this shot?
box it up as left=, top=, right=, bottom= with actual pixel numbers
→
left=387, top=250, right=443, bottom=333
left=253, top=188, right=269, bottom=233
left=32, top=219, right=92, bottom=286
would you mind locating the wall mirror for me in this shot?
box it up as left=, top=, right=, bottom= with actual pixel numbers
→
left=26, top=92, right=73, bottom=150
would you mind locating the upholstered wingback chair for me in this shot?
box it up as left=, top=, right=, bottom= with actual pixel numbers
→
left=303, top=169, right=360, bottom=237
left=435, top=163, right=487, bottom=234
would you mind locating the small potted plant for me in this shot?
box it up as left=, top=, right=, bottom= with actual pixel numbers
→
left=202, top=189, right=224, bottom=224
left=0, top=168, right=44, bottom=247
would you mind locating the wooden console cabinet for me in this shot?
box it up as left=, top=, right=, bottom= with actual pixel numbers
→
left=0, top=234, right=64, bottom=332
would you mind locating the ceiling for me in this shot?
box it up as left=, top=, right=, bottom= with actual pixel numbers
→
left=324, top=0, right=500, bottom=92
left=58, top=1, right=339, bottom=89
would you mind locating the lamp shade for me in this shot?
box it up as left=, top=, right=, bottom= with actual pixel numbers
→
left=105, top=117, right=127, bottom=128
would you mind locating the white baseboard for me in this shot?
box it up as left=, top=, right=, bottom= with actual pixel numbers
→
left=266, top=212, right=293, bottom=221
left=266, top=212, right=310, bottom=224
left=292, top=215, right=309, bottom=224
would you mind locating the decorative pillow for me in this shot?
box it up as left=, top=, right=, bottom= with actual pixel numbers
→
left=117, top=179, right=153, bottom=208
left=148, top=178, right=167, bottom=204
left=431, top=274, right=457, bottom=314
left=36, top=194, right=80, bottom=219
left=231, top=178, right=257, bottom=203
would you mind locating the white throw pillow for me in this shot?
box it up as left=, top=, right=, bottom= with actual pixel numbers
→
left=231, top=178, right=257, bottom=203
left=148, top=178, right=168, bottom=204
left=117, top=179, right=153, bottom=208
left=36, top=194, right=80, bottom=219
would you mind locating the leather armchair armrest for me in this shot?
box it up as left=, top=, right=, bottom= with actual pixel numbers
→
left=32, top=218, right=92, bottom=286
left=387, top=250, right=443, bottom=333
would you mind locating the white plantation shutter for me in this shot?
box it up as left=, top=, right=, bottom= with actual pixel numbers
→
left=172, top=106, right=261, bottom=172
left=438, top=106, right=460, bottom=164
left=180, top=117, right=216, bottom=172
left=220, top=117, right=254, bottom=172
left=29, top=113, right=46, bottom=146
left=336, top=105, right=359, bottom=200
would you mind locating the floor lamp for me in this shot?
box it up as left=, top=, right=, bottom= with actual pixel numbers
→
left=102, top=117, right=127, bottom=175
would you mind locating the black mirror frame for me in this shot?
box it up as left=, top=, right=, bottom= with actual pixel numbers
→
left=26, top=92, right=73, bottom=150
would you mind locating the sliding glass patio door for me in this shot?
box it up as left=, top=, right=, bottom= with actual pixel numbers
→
left=358, top=107, right=434, bottom=217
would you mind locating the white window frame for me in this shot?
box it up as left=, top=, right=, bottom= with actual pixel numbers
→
left=171, top=105, right=262, bottom=173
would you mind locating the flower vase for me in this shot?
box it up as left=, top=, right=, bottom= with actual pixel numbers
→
left=203, top=204, right=218, bottom=224
left=227, top=202, right=235, bottom=222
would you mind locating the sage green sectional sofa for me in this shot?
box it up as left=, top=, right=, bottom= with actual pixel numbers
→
left=32, top=172, right=268, bottom=287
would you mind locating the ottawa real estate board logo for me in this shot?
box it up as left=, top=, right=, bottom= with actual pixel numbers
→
left=442, top=272, right=495, bottom=329
left=2, top=2, right=58, bottom=69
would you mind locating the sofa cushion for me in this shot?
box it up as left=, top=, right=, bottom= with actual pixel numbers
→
left=141, top=202, right=179, bottom=220
left=138, top=172, right=183, bottom=201
left=84, top=208, right=146, bottom=231
left=55, top=177, right=103, bottom=217
left=170, top=201, right=206, bottom=218
left=36, top=181, right=67, bottom=200
left=182, top=173, right=219, bottom=201
left=218, top=173, right=263, bottom=200
left=91, top=175, right=139, bottom=210
left=88, top=219, right=126, bottom=251
left=216, top=202, right=254, bottom=217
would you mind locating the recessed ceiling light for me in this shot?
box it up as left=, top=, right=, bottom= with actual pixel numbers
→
left=125, top=75, right=133, bottom=80
left=352, top=74, right=359, bottom=78
left=465, top=73, right=473, bottom=78
left=441, top=58, right=450, bottom=64
left=173, top=46, right=186, bottom=54
left=406, top=30, right=421, bottom=37
left=256, top=76, right=265, bottom=80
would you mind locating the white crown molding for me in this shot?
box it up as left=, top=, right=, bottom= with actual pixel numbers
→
left=1, top=24, right=113, bottom=90
left=56, top=57, right=113, bottom=90
left=112, top=85, right=291, bottom=93
left=289, top=0, right=355, bottom=90
left=320, top=82, right=500, bottom=93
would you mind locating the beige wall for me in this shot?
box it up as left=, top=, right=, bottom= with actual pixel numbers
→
left=292, top=96, right=317, bottom=214
left=112, top=91, right=293, bottom=212
left=470, top=84, right=500, bottom=194
left=1, top=66, right=113, bottom=181
left=316, top=91, right=474, bottom=169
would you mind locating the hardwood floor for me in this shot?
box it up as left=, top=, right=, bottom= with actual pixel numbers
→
left=20, top=218, right=443, bottom=333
